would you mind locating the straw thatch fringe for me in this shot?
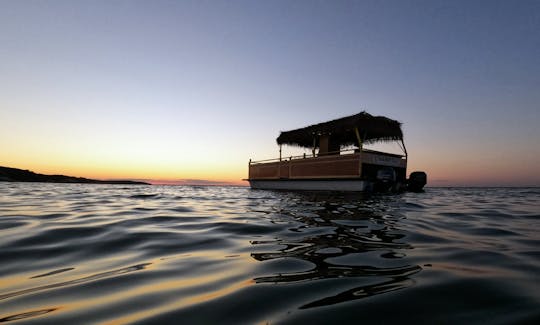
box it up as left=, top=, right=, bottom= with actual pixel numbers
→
left=276, top=111, right=403, bottom=148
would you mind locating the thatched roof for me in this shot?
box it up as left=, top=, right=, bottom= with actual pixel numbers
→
left=276, top=111, right=403, bottom=148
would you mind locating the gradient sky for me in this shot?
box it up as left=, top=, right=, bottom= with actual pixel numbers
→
left=1, top=0, right=539, bottom=186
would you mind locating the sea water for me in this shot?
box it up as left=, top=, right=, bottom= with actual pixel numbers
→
left=0, top=183, right=538, bottom=324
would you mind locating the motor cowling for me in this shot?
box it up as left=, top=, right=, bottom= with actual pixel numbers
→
left=408, top=171, right=427, bottom=192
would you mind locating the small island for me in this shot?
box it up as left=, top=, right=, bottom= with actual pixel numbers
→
left=0, top=166, right=150, bottom=185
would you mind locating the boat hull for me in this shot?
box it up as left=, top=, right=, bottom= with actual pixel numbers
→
left=248, top=179, right=369, bottom=191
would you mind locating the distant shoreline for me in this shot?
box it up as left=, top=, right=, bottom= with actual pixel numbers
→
left=0, top=166, right=150, bottom=185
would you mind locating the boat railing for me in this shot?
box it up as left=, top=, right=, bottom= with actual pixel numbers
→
left=249, top=148, right=406, bottom=165
left=249, top=148, right=359, bottom=165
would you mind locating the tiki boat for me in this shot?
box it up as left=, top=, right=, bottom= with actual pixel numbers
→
left=247, top=112, right=426, bottom=192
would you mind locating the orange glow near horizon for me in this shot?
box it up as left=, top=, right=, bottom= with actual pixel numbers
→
left=0, top=159, right=248, bottom=186
left=1, top=116, right=538, bottom=187
left=0, top=141, right=250, bottom=185
left=3, top=145, right=539, bottom=187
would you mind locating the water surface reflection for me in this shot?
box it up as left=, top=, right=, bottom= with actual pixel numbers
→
left=250, top=191, right=422, bottom=308
left=1, top=185, right=538, bottom=324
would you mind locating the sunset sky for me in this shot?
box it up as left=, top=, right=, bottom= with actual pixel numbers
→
left=1, top=0, right=539, bottom=186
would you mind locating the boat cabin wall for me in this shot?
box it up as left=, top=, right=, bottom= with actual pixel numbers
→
left=249, top=154, right=362, bottom=180
left=318, top=135, right=340, bottom=156
left=248, top=150, right=407, bottom=181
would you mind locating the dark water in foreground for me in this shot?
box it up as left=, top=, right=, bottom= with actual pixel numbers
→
left=0, top=184, right=539, bottom=324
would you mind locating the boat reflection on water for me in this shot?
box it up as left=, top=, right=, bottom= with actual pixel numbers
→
left=249, top=191, right=422, bottom=309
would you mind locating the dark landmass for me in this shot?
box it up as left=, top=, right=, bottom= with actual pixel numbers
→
left=0, top=166, right=150, bottom=185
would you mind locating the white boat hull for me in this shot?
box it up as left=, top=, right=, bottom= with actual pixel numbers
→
left=248, top=179, right=370, bottom=191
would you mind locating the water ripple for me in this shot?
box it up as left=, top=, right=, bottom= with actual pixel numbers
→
left=0, top=308, right=58, bottom=323
left=0, top=184, right=538, bottom=323
left=0, top=263, right=151, bottom=301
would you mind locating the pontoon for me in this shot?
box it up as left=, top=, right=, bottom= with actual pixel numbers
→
left=247, top=112, right=426, bottom=192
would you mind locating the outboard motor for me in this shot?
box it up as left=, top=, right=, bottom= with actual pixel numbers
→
left=408, top=171, right=427, bottom=192
left=374, top=167, right=396, bottom=192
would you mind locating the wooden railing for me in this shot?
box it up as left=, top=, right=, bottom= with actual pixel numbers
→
left=249, top=148, right=358, bottom=165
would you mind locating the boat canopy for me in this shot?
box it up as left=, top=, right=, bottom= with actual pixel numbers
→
left=276, top=111, right=403, bottom=148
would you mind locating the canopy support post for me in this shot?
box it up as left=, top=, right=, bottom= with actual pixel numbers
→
left=312, top=136, right=316, bottom=157
left=354, top=127, right=364, bottom=176
left=401, top=138, right=408, bottom=176
left=354, top=127, right=363, bottom=151
left=401, top=138, right=408, bottom=159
